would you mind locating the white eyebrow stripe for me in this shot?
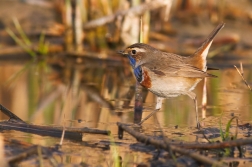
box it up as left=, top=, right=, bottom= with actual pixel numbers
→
left=131, top=48, right=146, bottom=52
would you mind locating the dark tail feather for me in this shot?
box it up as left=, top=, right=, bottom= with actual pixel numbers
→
left=189, top=23, right=225, bottom=70
left=207, top=67, right=219, bottom=71
left=206, top=72, right=217, bottom=78
left=192, top=23, right=225, bottom=59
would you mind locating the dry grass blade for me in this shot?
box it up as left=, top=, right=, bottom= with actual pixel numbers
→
left=234, top=62, right=251, bottom=90
left=59, top=123, right=66, bottom=146
left=201, top=78, right=207, bottom=118
left=164, top=0, right=172, bottom=21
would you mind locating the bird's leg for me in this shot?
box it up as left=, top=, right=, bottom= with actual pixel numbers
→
left=186, top=92, right=200, bottom=129
left=138, top=97, right=163, bottom=125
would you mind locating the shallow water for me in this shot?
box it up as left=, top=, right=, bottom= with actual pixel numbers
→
left=1, top=56, right=252, bottom=166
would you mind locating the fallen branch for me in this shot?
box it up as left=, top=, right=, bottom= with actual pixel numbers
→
left=83, top=0, right=170, bottom=30
left=172, top=138, right=252, bottom=150
left=117, top=122, right=226, bottom=167
left=0, top=120, right=110, bottom=141
left=0, top=104, right=110, bottom=141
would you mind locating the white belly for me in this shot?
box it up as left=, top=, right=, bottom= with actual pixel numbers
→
left=148, top=77, right=202, bottom=98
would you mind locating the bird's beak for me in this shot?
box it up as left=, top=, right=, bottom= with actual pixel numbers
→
left=118, top=50, right=127, bottom=56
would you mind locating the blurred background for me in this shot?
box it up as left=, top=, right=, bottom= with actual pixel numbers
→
left=0, top=0, right=252, bottom=135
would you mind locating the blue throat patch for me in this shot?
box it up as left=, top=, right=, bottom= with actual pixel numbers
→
left=127, top=55, right=142, bottom=82
left=134, top=66, right=142, bottom=82
left=128, top=56, right=136, bottom=68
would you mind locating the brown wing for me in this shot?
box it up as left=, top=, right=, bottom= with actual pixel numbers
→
left=175, top=65, right=217, bottom=78
left=143, top=53, right=216, bottom=78
left=145, top=63, right=216, bottom=78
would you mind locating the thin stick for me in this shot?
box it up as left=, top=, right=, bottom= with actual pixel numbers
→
left=234, top=62, right=251, bottom=90
left=59, top=120, right=66, bottom=146
left=140, top=16, right=143, bottom=43
left=201, top=78, right=207, bottom=119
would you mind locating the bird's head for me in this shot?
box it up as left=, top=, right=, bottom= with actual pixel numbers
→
left=119, top=43, right=157, bottom=68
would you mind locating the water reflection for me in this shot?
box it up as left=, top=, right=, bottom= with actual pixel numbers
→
left=1, top=57, right=252, bottom=133
left=1, top=56, right=252, bottom=166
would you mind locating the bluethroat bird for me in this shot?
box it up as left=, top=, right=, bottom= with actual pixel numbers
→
left=119, top=23, right=225, bottom=128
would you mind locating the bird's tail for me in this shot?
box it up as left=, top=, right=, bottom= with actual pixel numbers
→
left=189, top=23, right=225, bottom=71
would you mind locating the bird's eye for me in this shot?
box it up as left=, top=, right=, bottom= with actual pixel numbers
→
left=131, top=50, right=136, bottom=55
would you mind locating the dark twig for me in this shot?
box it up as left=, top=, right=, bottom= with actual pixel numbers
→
left=0, top=120, right=82, bottom=141
left=201, top=128, right=212, bottom=143
left=234, top=62, right=251, bottom=91
left=0, top=120, right=110, bottom=141
left=117, top=122, right=226, bottom=167
left=171, top=138, right=252, bottom=150
left=0, top=104, right=110, bottom=141
left=0, top=104, right=26, bottom=123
